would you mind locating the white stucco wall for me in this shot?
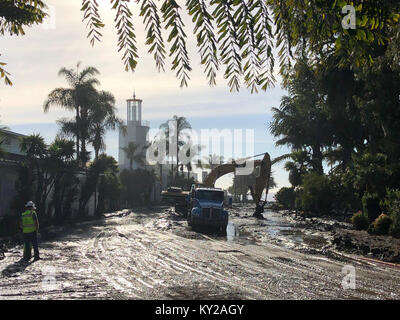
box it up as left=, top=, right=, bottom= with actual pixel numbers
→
left=118, top=123, right=149, bottom=171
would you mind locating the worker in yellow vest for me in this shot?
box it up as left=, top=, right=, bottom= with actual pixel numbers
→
left=21, top=201, right=40, bottom=262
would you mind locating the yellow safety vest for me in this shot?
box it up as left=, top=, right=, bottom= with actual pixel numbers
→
left=22, top=210, right=37, bottom=233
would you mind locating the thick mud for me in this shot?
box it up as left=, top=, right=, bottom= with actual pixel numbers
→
left=1, top=204, right=400, bottom=300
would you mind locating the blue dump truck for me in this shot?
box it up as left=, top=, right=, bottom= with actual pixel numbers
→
left=161, top=184, right=229, bottom=232
left=187, top=186, right=229, bottom=232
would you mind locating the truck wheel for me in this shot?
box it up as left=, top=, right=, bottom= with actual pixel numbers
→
left=220, top=225, right=227, bottom=235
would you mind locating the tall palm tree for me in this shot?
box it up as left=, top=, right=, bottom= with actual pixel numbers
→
left=43, top=62, right=100, bottom=166
left=160, top=115, right=192, bottom=179
left=121, top=142, right=145, bottom=170
left=88, top=90, right=124, bottom=160
left=270, top=60, right=334, bottom=175
left=158, top=121, right=174, bottom=181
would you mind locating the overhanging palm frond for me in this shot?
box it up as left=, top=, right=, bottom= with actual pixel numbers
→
left=56, top=118, right=77, bottom=139
left=43, top=88, right=75, bottom=112
left=271, top=153, right=293, bottom=165
left=58, top=67, right=78, bottom=87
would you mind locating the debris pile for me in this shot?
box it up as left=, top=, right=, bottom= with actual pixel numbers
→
left=332, top=229, right=400, bottom=263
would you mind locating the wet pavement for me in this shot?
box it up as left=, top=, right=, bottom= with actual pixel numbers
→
left=1, top=204, right=400, bottom=299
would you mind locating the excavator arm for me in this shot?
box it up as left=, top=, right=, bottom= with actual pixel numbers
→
left=202, top=153, right=272, bottom=218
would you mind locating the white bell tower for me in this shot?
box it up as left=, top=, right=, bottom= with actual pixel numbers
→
left=118, top=92, right=150, bottom=171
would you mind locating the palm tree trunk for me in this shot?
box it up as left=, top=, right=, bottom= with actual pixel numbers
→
left=76, top=107, right=80, bottom=165
left=81, top=139, right=86, bottom=163
left=176, top=128, right=179, bottom=177
left=312, top=144, right=323, bottom=175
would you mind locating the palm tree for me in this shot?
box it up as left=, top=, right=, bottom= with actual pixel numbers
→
left=121, top=142, right=145, bottom=170
left=88, top=90, right=124, bottom=160
left=184, top=143, right=202, bottom=183
left=270, top=59, right=333, bottom=175
left=148, top=138, right=168, bottom=189
left=160, top=115, right=192, bottom=179
left=43, top=62, right=100, bottom=166
left=158, top=121, right=174, bottom=181
left=202, top=154, right=224, bottom=170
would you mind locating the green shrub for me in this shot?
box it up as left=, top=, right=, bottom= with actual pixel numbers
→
left=362, top=192, right=381, bottom=223
left=351, top=211, right=369, bottom=230
left=382, top=189, right=400, bottom=238
left=328, top=172, right=359, bottom=212
left=353, top=153, right=392, bottom=198
left=370, top=214, right=392, bottom=235
left=296, top=173, right=333, bottom=215
left=274, top=187, right=296, bottom=210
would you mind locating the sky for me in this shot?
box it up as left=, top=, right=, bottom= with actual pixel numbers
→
left=0, top=1, right=291, bottom=197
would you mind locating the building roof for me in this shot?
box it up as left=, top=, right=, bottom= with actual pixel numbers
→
left=0, top=128, right=27, bottom=138
left=0, top=128, right=27, bottom=165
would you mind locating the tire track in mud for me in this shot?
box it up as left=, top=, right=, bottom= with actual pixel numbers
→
left=114, top=229, right=262, bottom=298
left=118, top=225, right=272, bottom=298
left=198, top=233, right=395, bottom=299
left=99, top=237, right=156, bottom=290
left=84, top=229, right=200, bottom=299
left=99, top=235, right=186, bottom=293
left=163, top=233, right=342, bottom=299
left=83, top=218, right=400, bottom=300
left=250, top=243, right=400, bottom=299
left=81, top=231, right=142, bottom=299
left=121, top=225, right=347, bottom=299
left=197, top=234, right=338, bottom=299
left=88, top=226, right=266, bottom=299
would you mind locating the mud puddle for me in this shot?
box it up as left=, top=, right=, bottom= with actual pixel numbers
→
left=223, top=207, right=330, bottom=252
left=151, top=204, right=331, bottom=252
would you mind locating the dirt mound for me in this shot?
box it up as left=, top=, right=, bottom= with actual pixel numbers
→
left=333, top=229, right=400, bottom=263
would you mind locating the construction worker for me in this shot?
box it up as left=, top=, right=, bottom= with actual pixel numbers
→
left=21, top=201, right=40, bottom=262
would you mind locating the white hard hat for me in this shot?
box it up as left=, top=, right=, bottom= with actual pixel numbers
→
left=25, top=201, right=36, bottom=209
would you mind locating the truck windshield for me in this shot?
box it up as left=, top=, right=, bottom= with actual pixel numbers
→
left=196, top=190, right=224, bottom=202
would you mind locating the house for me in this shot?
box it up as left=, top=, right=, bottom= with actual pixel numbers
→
left=0, top=128, right=27, bottom=218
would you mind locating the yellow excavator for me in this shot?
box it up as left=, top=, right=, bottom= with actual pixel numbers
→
left=162, top=152, right=273, bottom=219
left=203, top=152, right=272, bottom=218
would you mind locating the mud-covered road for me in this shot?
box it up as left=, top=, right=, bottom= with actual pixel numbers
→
left=1, top=204, right=400, bottom=300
